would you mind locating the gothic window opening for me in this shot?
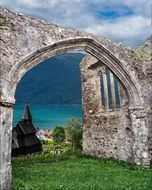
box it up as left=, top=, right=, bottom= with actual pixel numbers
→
left=98, top=67, right=122, bottom=111
left=99, top=71, right=105, bottom=108
left=106, top=69, right=113, bottom=110
left=114, top=76, right=121, bottom=108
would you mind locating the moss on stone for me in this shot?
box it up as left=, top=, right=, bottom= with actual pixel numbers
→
left=80, top=57, right=86, bottom=70
left=134, top=39, right=152, bottom=63
left=0, top=17, right=8, bottom=26
left=0, top=10, right=16, bottom=30
left=89, top=97, right=98, bottom=112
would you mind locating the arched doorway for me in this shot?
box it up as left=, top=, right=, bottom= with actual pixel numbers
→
left=13, top=52, right=84, bottom=130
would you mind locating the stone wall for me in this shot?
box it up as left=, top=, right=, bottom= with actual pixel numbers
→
left=81, top=55, right=133, bottom=162
left=0, top=104, right=13, bottom=190
left=81, top=52, right=152, bottom=165
left=133, top=37, right=152, bottom=164
left=83, top=109, right=133, bottom=161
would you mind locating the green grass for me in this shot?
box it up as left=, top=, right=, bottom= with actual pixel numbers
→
left=12, top=150, right=152, bottom=190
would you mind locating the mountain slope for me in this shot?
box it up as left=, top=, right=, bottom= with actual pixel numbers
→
left=15, top=53, right=85, bottom=105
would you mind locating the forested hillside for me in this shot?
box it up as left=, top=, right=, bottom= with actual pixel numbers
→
left=15, top=53, right=85, bottom=105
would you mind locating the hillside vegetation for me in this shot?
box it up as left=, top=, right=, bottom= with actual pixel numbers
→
left=15, top=53, right=85, bottom=105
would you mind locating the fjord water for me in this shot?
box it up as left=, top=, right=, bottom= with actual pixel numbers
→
left=13, top=104, right=82, bottom=129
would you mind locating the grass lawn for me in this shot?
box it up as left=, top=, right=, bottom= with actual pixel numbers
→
left=12, top=149, right=152, bottom=190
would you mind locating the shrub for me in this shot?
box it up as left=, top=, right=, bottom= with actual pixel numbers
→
left=52, top=125, right=65, bottom=143
left=64, top=118, right=83, bottom=150
left=41, top=139, right=53, bottom=145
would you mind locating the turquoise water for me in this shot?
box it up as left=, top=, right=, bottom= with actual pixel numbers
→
left=13, top=104, right=82, bottom=130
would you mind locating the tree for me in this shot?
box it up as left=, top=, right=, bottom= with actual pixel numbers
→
left=52, top=126, right=65, bottom=143
left=64, top=118, right=83, bottom=149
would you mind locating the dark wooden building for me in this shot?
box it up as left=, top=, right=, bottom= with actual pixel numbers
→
left=12, top=104, right=42, bottom=156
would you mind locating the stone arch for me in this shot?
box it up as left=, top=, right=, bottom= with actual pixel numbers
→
left=6, top=38, right=141, bottom=108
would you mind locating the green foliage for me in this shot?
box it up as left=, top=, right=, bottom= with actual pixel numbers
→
left=12, top=152, right=152, bottom=190
left=0, top=17, right=7, bottom=26
left=89, top=97, right=98, bottom=113
left=52, top=125, right=65, bottom=143
left=0, top=16, right=16, bottom=31
left=41, top=139, right=53, bottom=145
left=0, top=16, right=13, bottom=27
left=64, top=118, right=83, bottom=150
left=134, top=44, right=152, bottom=63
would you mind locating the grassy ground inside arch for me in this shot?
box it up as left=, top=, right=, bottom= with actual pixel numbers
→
left=12, top=145, right=152, bottom=190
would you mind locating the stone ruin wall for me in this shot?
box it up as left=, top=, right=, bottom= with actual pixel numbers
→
left=131, top=38, right=152, bottom=165
left=81, top=55, right=133, bottom=162
left=81, top=46, right=152, bottom=164
left=137, top=38, right=152, bottom=164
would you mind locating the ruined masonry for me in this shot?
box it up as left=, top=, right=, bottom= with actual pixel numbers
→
left=0, top=7, right=152, bottom=190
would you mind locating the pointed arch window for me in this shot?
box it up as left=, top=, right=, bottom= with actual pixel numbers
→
left=98, top=67, right=122, bottom=111
left=98, top=70, right=105, bottom=108
left=114, top=76, right=121, bottom=108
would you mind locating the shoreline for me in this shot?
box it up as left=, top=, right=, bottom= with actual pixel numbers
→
left=13, top=104, right=82, bottom=129
left=14, top=103, right=82, bottom=107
